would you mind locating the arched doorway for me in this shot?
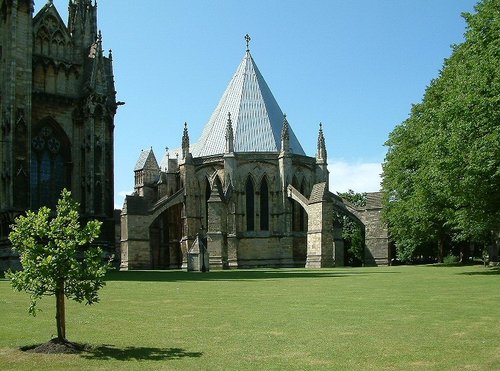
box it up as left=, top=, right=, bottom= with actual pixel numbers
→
left=149, top=203, right=183, bottom=269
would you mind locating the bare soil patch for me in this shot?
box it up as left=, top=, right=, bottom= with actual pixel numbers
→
left=21, top=338, right=90, bottom=354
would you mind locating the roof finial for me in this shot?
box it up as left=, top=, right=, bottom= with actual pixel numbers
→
left=317, top=122, right=327, bottom=161
left=225, top=112, right=234, bottom=154
left=182, top=122, right=190, bottom=160
left=245, top=34, right=251, bottom=52
left=281, top=114, right=290, bottom=153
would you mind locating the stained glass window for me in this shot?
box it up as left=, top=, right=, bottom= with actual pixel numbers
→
left=30, top=123, right=69, bottom=209
left=245, top=177, right=254, bottom=231
left=260, top=177, right=269, bottom=231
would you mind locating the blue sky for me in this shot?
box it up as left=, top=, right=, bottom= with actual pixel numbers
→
left=38, top=0, right=478, bottom=208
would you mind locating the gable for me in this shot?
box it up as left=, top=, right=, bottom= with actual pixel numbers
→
left=33, top=2, right=72, bottom=59
left=135, top=149, right=159, bottom=172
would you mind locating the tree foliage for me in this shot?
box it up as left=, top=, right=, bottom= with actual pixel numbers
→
left=338, top=190, right=367, bottom=266
left=6, top=189, right=109, bottom=341
left=382, top=0, right=500, bottom=262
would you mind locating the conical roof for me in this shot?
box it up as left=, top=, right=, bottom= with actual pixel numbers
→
left=192, top=50, right=305, bottom=157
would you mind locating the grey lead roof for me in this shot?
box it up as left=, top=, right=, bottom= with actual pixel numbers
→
left=192, top=50, right=305, bottom=157
left=134, top=148, right=159, bottom=171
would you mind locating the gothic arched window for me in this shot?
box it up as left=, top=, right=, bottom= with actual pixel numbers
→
left=205, top=178, right=211, bottom=230
left=245, top=177, right=255, bottom=231
left=30, top=122, right=71, bottom=210
left=260, top=177, right=269, bottom=231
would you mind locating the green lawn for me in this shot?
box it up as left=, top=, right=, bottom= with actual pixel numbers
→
left=0, top=265, right=499, bottom=370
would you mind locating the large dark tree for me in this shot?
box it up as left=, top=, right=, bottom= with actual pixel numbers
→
left=382, top=0, right=500, bottom=262
left=6, top=189, right=109, bottom=343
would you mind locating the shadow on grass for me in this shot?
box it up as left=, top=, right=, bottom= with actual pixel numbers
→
left=20, top=341, right=202, bottom=361
left=81, top=345, right=202, bottom=361
left=105, top=268, right=400, bottom=282
left=459, top=268, right=500, bottom=276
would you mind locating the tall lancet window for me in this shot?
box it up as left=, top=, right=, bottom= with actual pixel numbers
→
left=30, top=121, right=71, bottom=210
left=260, top=177, right=269, bottom=231
left=205, top=178, right=211, bottom=230
left=245, top=176, right=255, bottom=231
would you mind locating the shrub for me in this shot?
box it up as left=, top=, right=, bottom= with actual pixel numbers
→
left=443, top=254, right=460, bottom=266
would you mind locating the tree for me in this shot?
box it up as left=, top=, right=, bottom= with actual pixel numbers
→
left=382, top=0, right=500, bottom=262
left=338, top=190, right=367, bottom=266
left=6, top=189, right=109, bottom=343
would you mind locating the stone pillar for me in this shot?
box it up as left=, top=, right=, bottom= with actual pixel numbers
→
left=306, top=183, right=334, bottom=268
left=179, top=149, right=200, bottom=268
left=207, top=187, right=227, bottom=269
left=226, top=201, right=238, bottom=268
left=278, top=153, right=292, bottom=233
left=353, top=194, right=389, bottom=266
left=180, top=209, right=201, bottom=269
left=120, top=196, right=152, bottom=270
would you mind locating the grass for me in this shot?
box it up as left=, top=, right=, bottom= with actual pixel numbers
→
left=0, top=265, right=499, bottom=370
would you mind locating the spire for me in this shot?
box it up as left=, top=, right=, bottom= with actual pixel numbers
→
left=182, top=122, right=190, bottom=159
left=280, top=114, right=290, bottom=153
left=68, top=0, right=97, bottom=53
left=225, top=112, right=234, bottom=153
left=317, top=123, right=327, bottom=162
left=192, top=45, right=305, bottom=157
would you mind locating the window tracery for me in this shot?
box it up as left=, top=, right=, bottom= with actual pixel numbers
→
left=260, top=177, right=269, bottom=231
left=34, top=15, right=69, bottom=59
left=245, top=177, right=255, bottom=231
left=30, top=123, right=70, bottom=209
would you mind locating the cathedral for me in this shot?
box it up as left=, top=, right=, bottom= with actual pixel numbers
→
left=120, top=36, right=389, bottom=270
left=0, top=0, right=117, bottom=270
left=0, top=1, right=388, bottom=272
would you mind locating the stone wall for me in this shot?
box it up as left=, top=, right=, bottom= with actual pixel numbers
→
left=356, top=193, right=389, bottom=266
left=237, top=236, right=294, bottom=268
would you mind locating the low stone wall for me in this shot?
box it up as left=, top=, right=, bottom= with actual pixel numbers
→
left=236, top=237, right=295, bottom=268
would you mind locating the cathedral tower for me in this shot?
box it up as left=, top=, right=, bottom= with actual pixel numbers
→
left=0, top=0, right=118, bottom=270
left=0, top=0, right=34, bottom=209
left=0, top=0, right=34, bottom=248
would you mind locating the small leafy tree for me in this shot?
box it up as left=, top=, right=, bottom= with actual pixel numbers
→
left=6, top=189, right=109, bottom=342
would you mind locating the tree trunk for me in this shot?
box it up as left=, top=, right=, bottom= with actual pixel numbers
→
left=55, top=282, right=66, bottom=341
left=488, top=228, right=500, bottom=265
left=438, top=235, right=445, bottom=263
